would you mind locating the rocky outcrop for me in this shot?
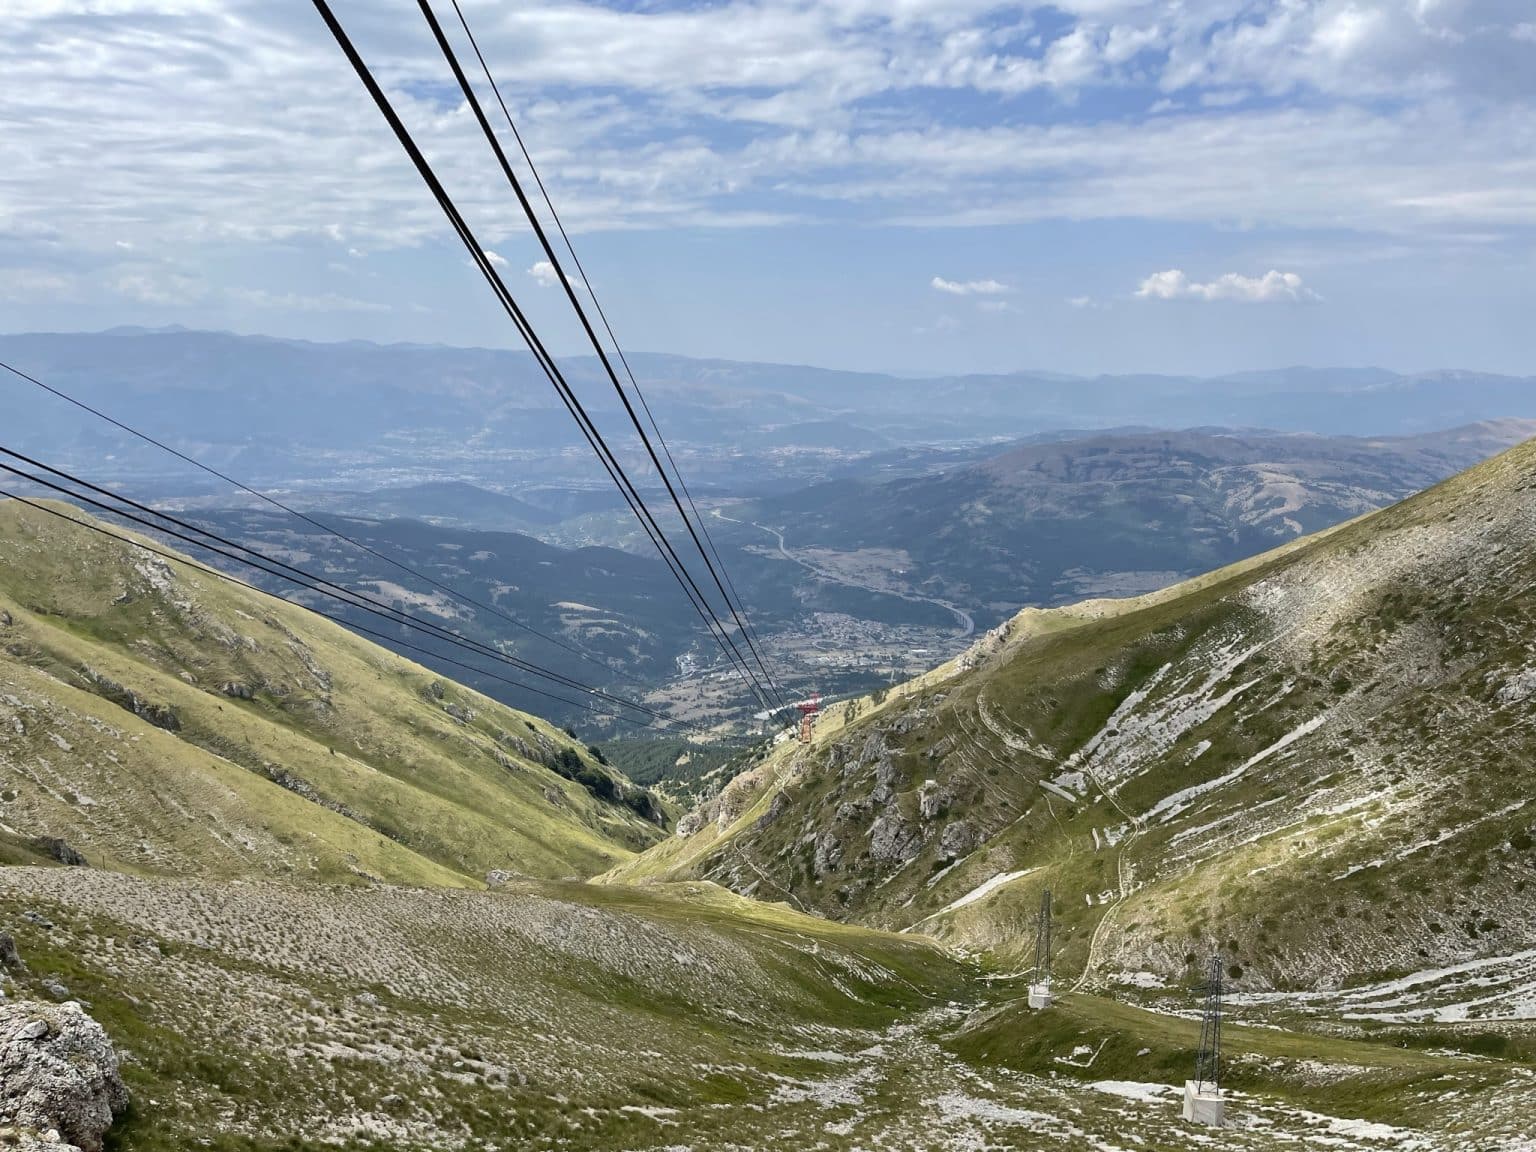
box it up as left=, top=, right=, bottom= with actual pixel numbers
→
left=813, top=832, right=843, bottom=876
left=918, top=781, right=948, bottom=821
left=939, top=820, right=976, bottom=858
left=76, top=667, right=179, bottom=732
left=869, top=758, right=901, bottom=805
left=495, top=727, right=559, bottom=772
left=0, top=932, right=26, bottom=974
left=1496, top=667, right=1536, bottom=705
left=0, top=1001, right=127, bottom=1152
left=867, top=815, right=921, bottom=864
left=754, top=791, right=792, bottom=831
left=30, top=839, right=87, bottom=868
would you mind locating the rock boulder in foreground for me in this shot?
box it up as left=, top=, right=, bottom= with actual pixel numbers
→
left=0, top=1000, right=127, bottom=1152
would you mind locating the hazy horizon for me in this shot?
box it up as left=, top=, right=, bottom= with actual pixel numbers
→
left=4, top=323, right=1529, bottom=383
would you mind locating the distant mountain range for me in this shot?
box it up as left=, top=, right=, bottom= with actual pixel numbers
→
left=6, top=329, right=1536, bottom=493
left=6, top=327, right=1535, bottom=725
left=740, top=421, right=1536, bottom=624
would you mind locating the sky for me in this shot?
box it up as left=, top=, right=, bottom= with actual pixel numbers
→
left=3, top=0, right=1535, bottom=377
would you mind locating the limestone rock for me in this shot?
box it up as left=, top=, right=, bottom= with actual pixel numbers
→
left=846, top=730, right=887, bottom=779
left=0, top=933, right=26, bottom=974
left=834, top=798, right=870, bottom=824
left=1496, top=668, right=1536, bottom=705
left=868, top=815, right=921, bottom=864
left=939, top=820, right=976, bottom=857
left=219, top=681, right=254, bottom=700
left=918, top=781, right=949, bottom=821
left=8, top=1133, right=82, bottom=1152
left=31, top=839, right=87, bottom=868
left=484, top=870, right=515, bottom=888
left=754, top=791, right=791, bottom=831
left=813, top=832, right=843, bottom=876
left=714, top=776, right=760, bottom=831
left=675, top=810, right=705, bottom=838
left=0, top=1001, right=128, bottom=1152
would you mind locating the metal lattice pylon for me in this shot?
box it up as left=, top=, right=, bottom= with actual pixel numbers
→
left=1033, top=889, right=1052, bottom=984
left=1194, top=953, right=1224, bottom=1095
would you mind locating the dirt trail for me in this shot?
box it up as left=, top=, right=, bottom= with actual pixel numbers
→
left=712, top=509, right=975, bottom=639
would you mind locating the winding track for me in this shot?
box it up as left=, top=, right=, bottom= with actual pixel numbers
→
left=967, top=684, right=1147, bottom=992
left=712, top=509, right=975, bottom=639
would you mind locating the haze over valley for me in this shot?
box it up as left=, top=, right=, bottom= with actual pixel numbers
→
left=7, top=329, right=1534, bottom=730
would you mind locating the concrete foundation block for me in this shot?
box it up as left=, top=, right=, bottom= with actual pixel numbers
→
left=1182, top=1081, right=1224, bottom=1127
left=1027, top=982, right=1052, bottom=1011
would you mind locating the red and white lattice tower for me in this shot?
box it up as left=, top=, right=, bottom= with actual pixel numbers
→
left=797, top=691, right=821, bottom=744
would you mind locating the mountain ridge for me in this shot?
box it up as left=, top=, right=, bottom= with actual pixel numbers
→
left=0, top=499, right=665, bottom=885
left=610, top=431, right=1536, bottom=1001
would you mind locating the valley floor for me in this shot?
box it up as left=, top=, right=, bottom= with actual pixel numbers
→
left=4, top=866, right=1535, bottom=1151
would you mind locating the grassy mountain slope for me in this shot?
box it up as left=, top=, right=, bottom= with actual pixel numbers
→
left=613, top=434, right=1536, bottom=997
left=0, top=867, right=974, bottom=1151
left=7, top=867, right=1535, bottom=1151
left=8, top=482, right=1536, bottom=1148
left=0, top=500, right=663, bottom=886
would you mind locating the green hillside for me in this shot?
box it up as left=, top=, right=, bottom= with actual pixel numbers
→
left=611, top=434, right=1536, bottom=997
left=0, top=499, right=664, bottom=886
left=10, top=458, right=1536, bottom=1149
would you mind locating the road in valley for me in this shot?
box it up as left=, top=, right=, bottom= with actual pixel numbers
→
left=712, top=509, right=975, bottom=640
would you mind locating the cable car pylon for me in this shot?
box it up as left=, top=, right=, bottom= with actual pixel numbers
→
left=1028, top=888, right=1053, bottom=1010
left=1183, top=952, right=1226, bottom=1127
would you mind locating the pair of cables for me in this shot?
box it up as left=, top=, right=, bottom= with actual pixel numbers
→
left=0, top=445, right=697, bottom=733
left=310, top=0, right=791, bottom=717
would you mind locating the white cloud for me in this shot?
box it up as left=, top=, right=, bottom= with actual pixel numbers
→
left=1134, top=268, right=1320, bottom=303
left=484, top=249, right=508, bottom=268
left=931, top=275, right=1011, bottom=295
left=227, top=287, right=389, bottom=313
left=529, top=260, right=564, bottom=289
left=0, top=267, right=76, bottom=303
left=113, top=270, right=205, bottom=306
left=0, top=0, right=1532, bottom=341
